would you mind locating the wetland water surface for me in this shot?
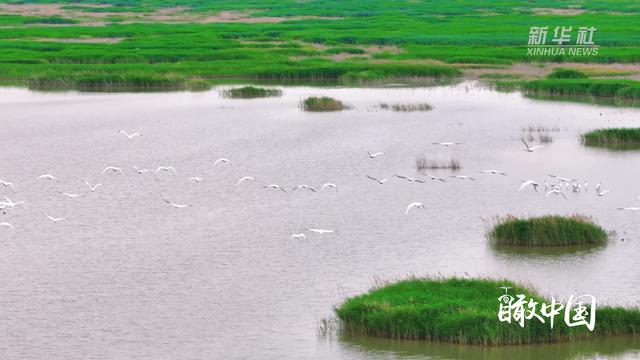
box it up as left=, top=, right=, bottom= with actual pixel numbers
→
left=0, top=83, right=639, bottom=359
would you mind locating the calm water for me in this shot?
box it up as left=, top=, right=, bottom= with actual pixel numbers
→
left=0, top=83, right=639, bottom=359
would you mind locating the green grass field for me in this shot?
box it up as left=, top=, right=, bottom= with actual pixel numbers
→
left=336, top=277, right=640, bottom=345
left=1, top=1, right=640, bottom=89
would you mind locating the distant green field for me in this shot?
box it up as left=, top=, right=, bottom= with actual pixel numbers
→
left=1, top=0, right=640, bottom=89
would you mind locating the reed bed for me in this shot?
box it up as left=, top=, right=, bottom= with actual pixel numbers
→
left=379, top=102, right=432, bottom=112
left=489, top=215, right=608, bottom=247
left=300, top=96, right=347, bottom=112
left=221, top=86, right=283, bottom=99
left=582, top=128, right=640, bottom=149
left=415, top=157, right=461, bottom=170
left=336, top=277, right=640, bottom=345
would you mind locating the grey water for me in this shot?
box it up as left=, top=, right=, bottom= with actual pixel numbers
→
left=0, top=82, right=638, bottom=359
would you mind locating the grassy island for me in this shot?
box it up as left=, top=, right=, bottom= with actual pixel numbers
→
left=301, top=96, right=347, bottom=111
left=336, top=277, right=640, bottom=345
left=221, top=86, right=283, bottom=99
left=582, top=128, right=640, bottom=150
left=489, top=215, right=608, bottom=246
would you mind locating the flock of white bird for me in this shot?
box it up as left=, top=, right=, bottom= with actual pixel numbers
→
left=0, top=128, right=635, bottom=237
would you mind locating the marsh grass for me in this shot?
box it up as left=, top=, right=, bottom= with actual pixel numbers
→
left=301, top=96, right=347, bottom=111
left=415, top=157, right=461, bottom=170
left=335, top=277, right=640, bottom=345
left=582, top=128, right=640, bottom=150
left=379, top=102, right=432, bottom=112
left=489, top=215, right=608, bottom=247
left=522, top=124, right=559, bottom=144
left=221, top=86, right=283, bottom=99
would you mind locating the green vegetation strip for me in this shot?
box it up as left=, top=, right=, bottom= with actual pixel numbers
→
left=301, top=96, right=346, bottom=111
left=336, top=277, right=640, bottom=345
left=582, top=128, right=640, bottom=149
left=489, top=215, right=607, bottom=246
left=221, top=86, right=282, bottom=98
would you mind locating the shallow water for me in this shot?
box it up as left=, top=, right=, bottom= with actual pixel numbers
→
left=0, top=82, right=639, bottom=359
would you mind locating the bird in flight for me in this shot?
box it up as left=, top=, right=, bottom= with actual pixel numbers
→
left=82, top=179, right=102, bottom=192
left=479, top=170, right=507, bottom=176
left=595, top=187, right=610, bottom=197
left=0, top=180, right=15, bottom=191
left=307, top=228, right=335, bottom=235
left=119, top=130, right=141, bottom=139
left=519, top=180, right=539, bottom=192
left=102, top=166, right=122, bottom=174
left=189, top=177, right=204, bottom=183
left=263, top=184, right=287, bottom=192
left=2, top=195, right=23, bottom=208
left=163, top=198, right=188, bottom=208
left=290, top=233, right=306, bottom=240
left=366, top=151, right=384, bottom=159
left=292, top=184, right=317, bottom=192
left=214, top=158, right=232, bottom=166
left=366, top=175, right=393, bottom=184
left=545, top=189, right=567, bottom=200
left=450, top=175, right=475, bottom=181
left=44, top=214, right=64, bottom=222
left=321, top=183, right=337, bottom=191
left=394, top=174, right=425, bottom=183
left=236, top=176, right=256, bottom=186
left=0, top=222, right=14, bottom=231
left=38, top=174, right=59, bottom=182
left=132, top=166, right=150, bottom=174
left=432, top=142, right=460, bottom=147
left=156, top=166, right=177, bottom=174
left=522, top=138, right=543, bottom=152
left=405, top=202, right=425, bottom=215
left=60, top=192, right=81, bottom=199
left=422, top=172, right=446, bottom=182
left=618, top=207, right=640, bottom=212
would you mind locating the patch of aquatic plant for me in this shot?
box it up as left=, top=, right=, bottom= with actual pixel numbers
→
left=582, top=128, right=640, bottom=150
left=547, top=69, right=589, bottom=79
left=301, top=96, right=347, bottom=112
left=415, top=157, right=461, bottom=170
left=221, top=86, right=283, bottom=99
left=489, top=215, right=608, bottom=247
left=524, top=79, right=640, bottom=100
left=379, top=102, right=432, bottom=112
left=335, top=277, right=640, bottom=345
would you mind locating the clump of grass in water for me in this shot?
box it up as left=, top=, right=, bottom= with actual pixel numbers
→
left=522, top=124, right=559, bottom=144
left=379, top=102, right=432, bottom=112
left=221, top=86, right=283, bottom=99
left=301, top=96, right=347, bottom=112
left=416, top=157, right=461, bottom=170
left=582, top=128, right=640, bottom=150
left=489, top=215, right=607, bottom=246
left=335, top=277, right=640, bottom=345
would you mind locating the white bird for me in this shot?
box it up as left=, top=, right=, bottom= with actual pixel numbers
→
left=422, top=172, right=446, bottom=182
left=0, top=222, right=14, bottom=231
left=189, top=177, right=203, bottom=183
left=366, top=175, right=393, bottom=184
left=519, top=180, right=539, bottom=192
left=61, top=192, right=81, bottom=198
left=0, top=180, right=15, bottom=191
left=450, top=175, right=476, bottom=181
left=290, top=233, right=306, bottom=240
left=82, top=179, right=102, bottom=192
left=549, top=174, right=575, bottom=183
left=163, top=198, right=188, bottom=208
left=44, top=214, right=64, bottom=222
left=432, top=142, right=460, bottom=147
left=156, top=166, right=177, bottom=174
left=480, top=170, right=507, bottom=176
left=214, top=158, right=232, bottom=166
left=38, top=174, right=59, bottom=182
left=307, top=228, right=335, bottom=235
left=595, top=188, right=610, bottom=197
left=2, top=195, right=23, bottom=208
left=102, top=166, right=122, bottom=174
left=366, top=151, right=384, bottom=158
left=522, top=138, right=543, bottom=152
left=321, top=183, right=338, bottom=191
left=292, top=184, right=316, bottom=192
left=618, top=207, right=640, bottom=212
left=394, top=174, right=425, bottom=183
left=132, top=166, right=150, bottom=174
left=119, top=130, right=141, bottom=139
left=236, top=176, right=256, bottom=186
left=405, top=201, right=425, bottom=215
left=263, top=184, right=287, bottom=192
left=546, top=189, right=568, bottom=200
